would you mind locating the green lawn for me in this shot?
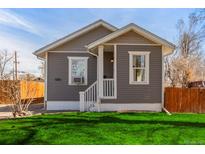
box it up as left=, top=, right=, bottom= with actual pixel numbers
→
left=0, top=112, right=205, bottom=144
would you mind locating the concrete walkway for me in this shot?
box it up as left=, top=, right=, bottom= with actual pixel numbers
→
left=0, top=103, right=44, bottom=119
left=0, top=104, right=12, bottom=119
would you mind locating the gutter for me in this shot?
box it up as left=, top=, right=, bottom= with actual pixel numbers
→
left=87, top=50, right=98, bottom=57
left=85, top=45, right=98, bottom=57
left=37, top=56, right=45, bottom=61
left=161, top=50, right=173, bottom=116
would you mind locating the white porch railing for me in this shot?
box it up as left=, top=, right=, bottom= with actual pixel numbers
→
left=79, top=81, right=98, bottom=112
left=103, top=79, right=115, bottom=98
left=79, top=79, right=115, bottom=112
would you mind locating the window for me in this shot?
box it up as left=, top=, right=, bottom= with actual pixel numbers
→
left=128, top=51, right=150, bottom=84
left=68, top=57, right=89, bottom=85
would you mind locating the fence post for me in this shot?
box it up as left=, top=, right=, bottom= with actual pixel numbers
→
left=79, top=91, right=85, bottom=112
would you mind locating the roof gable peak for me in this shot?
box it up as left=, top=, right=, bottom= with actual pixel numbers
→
left=87, top=22, right=175, bottom=52
left=33, top=19, right=117, bottom=57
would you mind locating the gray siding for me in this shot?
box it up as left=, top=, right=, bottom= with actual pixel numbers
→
left=52, top=26, right=112, bottom=51
left=47, top=52, right=97, bottom=101
left=46, top=26, right=162, bottom=104
left=47, top=25, right=113, bottom=101
left=102, top=45, right=162, bottom=104
left=107, top=30, right=155, bottom=44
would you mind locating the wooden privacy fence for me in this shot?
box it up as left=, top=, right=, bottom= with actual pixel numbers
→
left=0, top=80, right=44, bottom=104
left=20, top=81, right=44, bottom=99
left=164, top=87, right=205, bottom=113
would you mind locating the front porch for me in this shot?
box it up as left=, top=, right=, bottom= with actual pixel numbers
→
left=79, top=44, right=117, bottom=111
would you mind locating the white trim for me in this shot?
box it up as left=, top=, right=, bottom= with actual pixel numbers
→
left=98, top=45, right=104, bottom=98
left=162, top=45, right=175, bottom=56
left=128, top=51, right=151, bottom=55
left=103, top=44, right=173, bottom=57
left=46, top=101, right=161, bottom=112
left=67, top=56, right=89, bottom=86
left=47, top=101, right=80, bottom=110
left=114, top=44, right=117, bottom=99
left=48, top=51, right=88, bottom=53
left=79, top=91, right=85, bottom=112
left=87, top=23, right=175, bottom=54
left=103, top=43, right=161, bottom=46
left=87, top=50, right=98, bottom=57
left=44, top=52, right=48, bottom=109
left=161, top=51, right=165, bottom=109
left=100, top=103, right=162, bottom=112
left=102, top=79, right=115, bottom=99
left=37, top=56, right=45, bottom=61
left=128, top=51, right=150, bottom=85
left=101, top=96, right=116, bottom=99
left=48, top=50, right=98, bottom=57
left=33, top=20, right=117, bottom=56
left=97, top=56, right=99, bottom=100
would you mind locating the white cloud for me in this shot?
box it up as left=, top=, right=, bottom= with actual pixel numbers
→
left=0, top=9, right=65, bottom=77
left=0, top=9, right=41, bottom=36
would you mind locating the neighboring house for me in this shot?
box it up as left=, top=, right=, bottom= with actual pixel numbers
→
left=188, top=81, right=205, bottom=88
left=33, top=20, right=175, bottom=112
left=33, top=77, right=44, bottom=82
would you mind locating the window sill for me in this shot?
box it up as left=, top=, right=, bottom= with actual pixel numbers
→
left=68, top=83, right=88, bottom=86
left=129, top=81, right=149, bottom=85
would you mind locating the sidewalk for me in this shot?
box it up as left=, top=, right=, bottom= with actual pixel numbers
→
left=0, top=104, right=12, bottom=119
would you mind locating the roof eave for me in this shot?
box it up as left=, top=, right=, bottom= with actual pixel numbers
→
left=33, top=20, right=118, bottom=57
left=87, top=24, right=176, bottom=51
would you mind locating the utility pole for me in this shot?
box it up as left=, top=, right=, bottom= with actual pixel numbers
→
left=14, top=51, right=18, bottom=80
left=12, top=62, right=15, bottom=80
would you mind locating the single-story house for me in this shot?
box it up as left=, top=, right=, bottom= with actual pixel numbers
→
left=33, top=20, right=175, bottom=112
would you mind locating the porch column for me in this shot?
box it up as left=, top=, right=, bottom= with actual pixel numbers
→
left=79, top=91, right=85, bottom=112
left=114, top=44, right=117, bottom=98
left=98, top=45, right=104, bottom=98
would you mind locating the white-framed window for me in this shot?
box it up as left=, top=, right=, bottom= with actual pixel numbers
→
left=128, top=51, right=150, bottom=85
left=67, top=56, right=89, bottom=85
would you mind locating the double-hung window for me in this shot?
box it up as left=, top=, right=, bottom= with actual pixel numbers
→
left=68, top=57, right=89, bottom=85
left=128, top=51, right=150, bottom=84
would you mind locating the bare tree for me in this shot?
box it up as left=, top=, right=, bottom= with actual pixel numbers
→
left=165, top=56, right=178, bottom=87
left=177, top=13, right=205, bottom=57
left=165, top=11, right=205, bottom=87
left=0, top=50, right=13, bottom=80
left=0, top=50, right=37, bottom=117
left=1, top=79, right=37, bottom=117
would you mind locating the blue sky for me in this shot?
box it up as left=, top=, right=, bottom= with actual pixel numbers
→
left=0, top=8, right=196, bottom=75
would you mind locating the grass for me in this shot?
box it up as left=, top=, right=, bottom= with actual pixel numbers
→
left=0, top=112, right=205, bottom=144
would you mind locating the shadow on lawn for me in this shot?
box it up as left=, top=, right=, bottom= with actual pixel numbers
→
left=21, top=114, right=205, bottom=128
left=1, top=114, right=205, bottom=145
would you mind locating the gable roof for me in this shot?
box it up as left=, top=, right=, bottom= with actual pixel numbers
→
left=87, top=23, right=175, bottom=55
left=33, top=20, right=118, bottom=57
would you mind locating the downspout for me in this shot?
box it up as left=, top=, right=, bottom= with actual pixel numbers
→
left=162, top=47, right=172, bottom=115
left=162, top=107, right=171, bottom=115
left=86, top=46, right=101, bottom=112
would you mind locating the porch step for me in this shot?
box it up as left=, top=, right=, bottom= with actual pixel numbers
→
left=79, top=81, right=98, bottom=112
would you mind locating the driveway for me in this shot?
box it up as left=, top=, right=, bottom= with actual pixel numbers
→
left=0, top=103, right=44, bottom=119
